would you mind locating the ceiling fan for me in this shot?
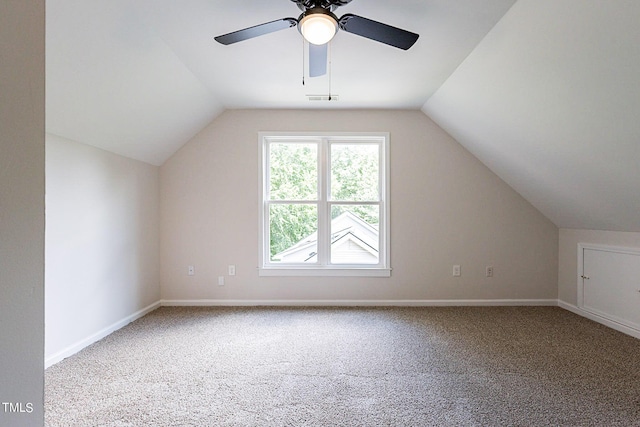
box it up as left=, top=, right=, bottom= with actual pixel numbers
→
left=214, top=0, right=419, bottom=77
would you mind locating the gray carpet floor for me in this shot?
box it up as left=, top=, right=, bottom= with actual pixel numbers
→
left=45, top=306, right=640, bottom=426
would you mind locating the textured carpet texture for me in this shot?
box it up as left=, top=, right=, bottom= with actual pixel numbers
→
left=45, top=306, right=640, bottom=426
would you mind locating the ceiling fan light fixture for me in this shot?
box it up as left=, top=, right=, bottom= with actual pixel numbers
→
left=299, top=9, right=338, bottom=45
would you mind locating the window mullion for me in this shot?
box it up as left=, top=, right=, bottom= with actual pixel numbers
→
left=317, top=138, right=330, bottom=266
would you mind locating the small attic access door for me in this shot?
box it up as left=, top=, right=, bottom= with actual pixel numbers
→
left=578, top=244, right=640, bottom=334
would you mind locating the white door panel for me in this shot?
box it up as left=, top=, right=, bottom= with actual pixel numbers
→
left=581, top=246, right=640, bottom=332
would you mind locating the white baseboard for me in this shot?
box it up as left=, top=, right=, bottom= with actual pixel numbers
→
left=45, top=301, right=161, bottom=368
left=557, top=300, right=640, bottom=340
left=161, top=299, right=559, bottom=307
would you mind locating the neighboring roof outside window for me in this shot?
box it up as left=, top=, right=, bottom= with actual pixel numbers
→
left=273, top=211, right=379, bottom=264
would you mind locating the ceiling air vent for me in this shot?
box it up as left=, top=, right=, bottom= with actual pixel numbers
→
left=307, top=95, right=339, bottom=101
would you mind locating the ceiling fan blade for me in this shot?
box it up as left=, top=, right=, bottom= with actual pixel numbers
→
left=215, top=18, right=297, bottom=45
left=309, top=43, right=328, bottom=77
left=338, top=14, right=419, bottom=50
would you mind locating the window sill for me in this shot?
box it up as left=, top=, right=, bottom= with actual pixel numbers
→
left=258, top=267, right=392, bottom=277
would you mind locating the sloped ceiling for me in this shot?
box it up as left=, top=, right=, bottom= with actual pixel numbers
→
left=45, top=0, right=515, bottom=164
left=46, top=1, right=640, bottom=232
left=423, top=0, right=640, bottom=232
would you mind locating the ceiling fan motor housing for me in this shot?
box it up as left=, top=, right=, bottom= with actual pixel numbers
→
left=291, top=0, right=353, bottom=12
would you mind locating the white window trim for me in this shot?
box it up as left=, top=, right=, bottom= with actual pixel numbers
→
left=258, top=132, right=391, bottom=277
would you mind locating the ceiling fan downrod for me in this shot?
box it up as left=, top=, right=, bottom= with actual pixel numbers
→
left=291, top=0, right=353, bottom=12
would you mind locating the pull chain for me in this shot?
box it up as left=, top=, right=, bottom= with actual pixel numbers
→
left=328, top=41, right=332, bottom=100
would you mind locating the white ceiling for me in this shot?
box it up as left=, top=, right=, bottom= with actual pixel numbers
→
left=45, top=0, right=515, bottom=164
left=423, top=0, right=640, bottom=232
left=46, top=0, right=640, bottom=232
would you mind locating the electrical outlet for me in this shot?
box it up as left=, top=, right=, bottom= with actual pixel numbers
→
left=453, top=265, right=461, bottom=277
left=188, top=265, right=195, bottom=276
left=218, top=276, right=225, bottom=286
left=228, top=265, right=236, bottom=276
left=486, top=266, right=494, bottom=277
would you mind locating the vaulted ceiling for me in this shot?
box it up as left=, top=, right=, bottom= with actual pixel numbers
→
left=423, top=0, right=640, bottom=232
left=45, top=0, right=516, bottom=163
left=46, top=0, right=640, bottom=232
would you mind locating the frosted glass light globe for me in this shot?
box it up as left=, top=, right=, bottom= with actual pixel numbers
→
left=300, top=13, right=337, bottom=45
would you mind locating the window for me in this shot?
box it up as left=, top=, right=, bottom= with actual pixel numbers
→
left=259, top=132, right=390, bottom=276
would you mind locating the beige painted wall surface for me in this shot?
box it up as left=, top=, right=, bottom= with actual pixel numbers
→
left=45, top=134, right=160, bottom=361
left=161, top=109, right=558, bottom=302
left=0, top=1, right=45, bottom=425
left=558, top=228, right=640, bottom=306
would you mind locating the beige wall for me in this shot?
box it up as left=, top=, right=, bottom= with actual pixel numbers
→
left=45, top=134, right=160, bottom=364
left=558, top=228, right=640, bottom=306
left=0, top=1, right=45, bottom=425
left=160, top=109, right=558, bottom=303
